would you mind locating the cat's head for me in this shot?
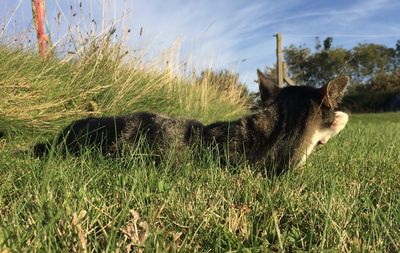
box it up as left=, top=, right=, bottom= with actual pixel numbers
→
left=257, top=69, right=350, bottom=165
left=257, top=69, right=348, bottom=108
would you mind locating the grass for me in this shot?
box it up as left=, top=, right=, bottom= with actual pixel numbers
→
left=0, top=40, right=248, bottom=135
left=1, top=43, right=400, bottom=252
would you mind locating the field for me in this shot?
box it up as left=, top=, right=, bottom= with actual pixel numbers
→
left=1, top=45, right=400, bottom=252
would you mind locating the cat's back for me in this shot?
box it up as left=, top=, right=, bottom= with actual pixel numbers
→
left=122, top=112, right=204, bottom=145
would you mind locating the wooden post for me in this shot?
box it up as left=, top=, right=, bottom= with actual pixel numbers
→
left=275, top=33, right=284, bottom=87
left=275, top=33, right=295, bottom=86
left=32, top=0, right=49, bottom=58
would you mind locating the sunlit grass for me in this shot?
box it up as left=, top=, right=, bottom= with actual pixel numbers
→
left=0, top=18, right=399, bottom=251
left=1, top=112, right=399, bottom=252
left=0, top=38, right=248, bottom=137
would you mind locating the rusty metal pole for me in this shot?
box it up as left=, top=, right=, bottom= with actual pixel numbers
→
left=32, top=0, right=49, bottom=58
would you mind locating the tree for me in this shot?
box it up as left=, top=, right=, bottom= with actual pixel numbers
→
left=390, top=40, right=400, bottom=70
left=283, top=38, right=352, bottom=87
left=283, top=45, right=311, bottom=85
left=350, top=43, right=394, bottom=83
left=315, top=36, right=321, bottom=51
left=370, top=69, right=400, bottom=92
left=323, top=37, right=333, bottom=50
left=282, top=37, right=399, bottom=90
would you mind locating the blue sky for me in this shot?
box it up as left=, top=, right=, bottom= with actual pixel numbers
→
left=2, top=0, right=400, bottom=91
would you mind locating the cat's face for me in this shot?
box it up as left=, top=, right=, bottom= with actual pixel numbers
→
left=301, top=110, right=349, bottom=165
left=317, top=111, right=349, bottom=145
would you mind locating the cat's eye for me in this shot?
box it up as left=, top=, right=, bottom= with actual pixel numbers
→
left=321, top=110, right=335, bottom=127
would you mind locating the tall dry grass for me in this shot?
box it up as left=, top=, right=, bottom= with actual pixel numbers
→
left=0, top=36, right=249, bottom=135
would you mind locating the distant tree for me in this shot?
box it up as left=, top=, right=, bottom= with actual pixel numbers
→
left=283, top=45, right=311, bottom=84
left=284, top=38, right=352, bottom=87
left=283, top=37, right=399, bottom=90
left=323, top=37, right=333, bottom=50
left=315, top=36, right=322, bottom=51
left=370, top=69, right=400, bottom=92
left=350, top=43, right=394, bottom=83
left=390, top=40, right=400, bottom=70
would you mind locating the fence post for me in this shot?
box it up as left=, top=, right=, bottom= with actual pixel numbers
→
left=274, top=33, right=295, bottom=86
left=275, top=33, right=284, bottom=87
left=32, top=0, right=49, bottom=58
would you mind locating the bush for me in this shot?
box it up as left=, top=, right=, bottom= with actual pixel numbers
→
left=341, top=91, right=399, bottom=113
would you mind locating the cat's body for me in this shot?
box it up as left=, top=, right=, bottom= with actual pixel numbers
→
left=34, top=112, right=204, bottom=162
left=34, top=70, right=350, bottom=174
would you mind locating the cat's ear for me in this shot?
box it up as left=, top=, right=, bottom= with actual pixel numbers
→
left=321, top=76, right=349, bottom=108
left=257, top=69, right=280, bottom=102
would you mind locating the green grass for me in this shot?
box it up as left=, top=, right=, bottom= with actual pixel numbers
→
left=1, top=44, right=400, bottom=252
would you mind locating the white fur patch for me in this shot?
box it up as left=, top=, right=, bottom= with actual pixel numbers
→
left=299, top=111, right=349, bottom=165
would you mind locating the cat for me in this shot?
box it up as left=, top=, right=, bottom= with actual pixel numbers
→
left=34, top=70, right=350, bottom=175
